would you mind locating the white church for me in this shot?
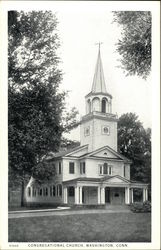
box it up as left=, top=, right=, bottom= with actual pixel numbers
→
left=25, top=47, right=148, bottom=206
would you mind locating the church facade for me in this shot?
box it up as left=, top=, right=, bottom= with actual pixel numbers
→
left=25, top=48, right=148, bottom=206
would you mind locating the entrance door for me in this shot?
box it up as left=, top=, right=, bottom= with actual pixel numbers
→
left=105, top=187, right=110, bottom=203
left=111, top=188, right=124, bottom=205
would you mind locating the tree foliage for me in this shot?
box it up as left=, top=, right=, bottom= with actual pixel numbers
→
left=118, top=113, right=151, bottom=185
left=8, top=11, right=78, bottom=203
left=113, top=11, right=151, bottom=79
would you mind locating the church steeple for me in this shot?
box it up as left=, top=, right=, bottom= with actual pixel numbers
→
left=80, top=45, right=118, bottom=152
left=91, top=45, right=107, bottom=94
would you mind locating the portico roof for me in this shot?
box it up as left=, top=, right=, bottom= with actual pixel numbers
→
left=63, top=175, right=148, bottom=188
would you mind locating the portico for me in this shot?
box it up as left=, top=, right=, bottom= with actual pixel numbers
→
left=63, top=176, right=148, bottom=206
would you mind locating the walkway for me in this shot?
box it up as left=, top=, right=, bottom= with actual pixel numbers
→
left=9, top=205, right=131, bottom=219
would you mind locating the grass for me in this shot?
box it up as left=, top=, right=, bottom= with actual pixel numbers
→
left=9, top=212, right=151, bottom=242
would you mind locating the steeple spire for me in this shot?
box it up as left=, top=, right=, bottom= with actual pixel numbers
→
left=91, top=43, right=107, bottom=93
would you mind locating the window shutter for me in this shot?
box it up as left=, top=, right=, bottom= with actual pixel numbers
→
left=83, top=162, right=86, bottom=174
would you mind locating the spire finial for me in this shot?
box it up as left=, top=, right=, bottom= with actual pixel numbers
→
left=95, top=42, right=103, bottom=52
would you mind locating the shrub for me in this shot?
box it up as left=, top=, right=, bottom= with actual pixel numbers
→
left=130, top=201, right=151, bottom=213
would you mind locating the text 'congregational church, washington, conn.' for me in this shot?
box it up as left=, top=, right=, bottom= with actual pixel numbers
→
left=25, top=46, right=149, bottom=206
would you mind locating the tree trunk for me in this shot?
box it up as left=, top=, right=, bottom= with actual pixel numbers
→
left=21, top=179, right=25, bottom=207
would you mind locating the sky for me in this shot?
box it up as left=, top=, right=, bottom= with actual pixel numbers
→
left=2, top=1, right=158, bottom=142
left=53, top=3, right=152, bottom=140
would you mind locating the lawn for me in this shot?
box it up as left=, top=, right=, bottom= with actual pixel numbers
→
left=9, top=212, right=151, bottom=242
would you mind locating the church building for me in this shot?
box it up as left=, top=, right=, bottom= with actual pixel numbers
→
left=25, top=47, right=148, bottom=206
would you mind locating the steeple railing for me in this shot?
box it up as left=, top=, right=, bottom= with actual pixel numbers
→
left=82, top=111, right=118, bottom=121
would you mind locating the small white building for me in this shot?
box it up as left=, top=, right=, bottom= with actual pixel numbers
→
left=25, top=47, right=148, bottom=206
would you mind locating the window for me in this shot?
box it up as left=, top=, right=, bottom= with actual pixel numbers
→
left=102, top=126, right=110, bottom=135
left=59, top=162, right=61, bottom=174
left=43, top=187, right=48, bottom=196
left=123, top=165, right=126, bottom=177
left=103, top=163, right=108, bottom=174
left=39, top=188, right=43, bottom=196
left=99, top=163, right=112, bottom=175
left=50, top=186, right=52, bottom=196
left=80, top=162, right=86, bottom=174
left=45, top=187, right=48, bottom=196
left=87, top=99, right=91, bottom=113
left=27, top=187, right=31, bottom=197
left=99, top=165, right=103, bottom=175
left=101, top=99, right=106, bottom=113
left=84, top=127, right=90, bottom=136
left=108, top=165, right=112, bottom=175
left=57, top=184, right=62, bottom=197
left=32, top=188, right=36, bottom=197
left=68, top=186, right=75, bottom=197
left=69, top=162, right=75, bottom=174
left=53, top=186, right=56, bottom=196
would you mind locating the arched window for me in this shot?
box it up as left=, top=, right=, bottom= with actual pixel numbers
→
left=101, top=99, right=106, bottom=113
left=50, top=185, right=56, bottom=196
left=27, top=187, right=31, bottom=197
left=92, top=97, right=100, bottom=112
left=103, top=163, right=108, bottom=174
left=87, top=99, right=91, bottom=113
left=32, top=187, right=36, bottom=197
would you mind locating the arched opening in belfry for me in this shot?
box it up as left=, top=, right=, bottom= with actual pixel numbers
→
left=101, top=98, right=106, bottom=113
left=87, top=99, right=91, bottom=113
left=92, top=97, right=100, bottom=112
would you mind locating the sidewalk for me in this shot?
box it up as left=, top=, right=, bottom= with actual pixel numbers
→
left=9, top=205, right=131, bottom=219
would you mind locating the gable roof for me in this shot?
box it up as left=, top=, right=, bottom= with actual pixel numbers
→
left=63, top=175, right=131, bottom=184
left=45, top=144, right=131, bottom=164
left=46, top=144, right=88, bottom=161
left=85, top=145, right=132, bottom=163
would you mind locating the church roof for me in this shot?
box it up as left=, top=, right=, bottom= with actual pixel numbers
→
left=91, top=47, right=107, bottom=94
left=45, top=144, right=131, bottom=164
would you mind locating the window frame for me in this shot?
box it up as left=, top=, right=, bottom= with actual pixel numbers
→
left=59, top=162, right=62, bottom=174
left=99, top=163, right=112, bottom=175
left=84, top=126, right=90, bottom=136
left=102, top=126, right=110, bottom=135
left=80, top=162, right=86, bottom=174
left=69, top=162, right=75, bottom=174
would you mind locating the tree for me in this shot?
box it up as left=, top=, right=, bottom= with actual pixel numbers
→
left=113, top=11, right=151, bottom=79
left=8, top=11, right=78, bottom=206
left=118, top=113, right=151, bottom=186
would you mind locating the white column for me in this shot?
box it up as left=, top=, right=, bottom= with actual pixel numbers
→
left=98, top=186, right=101, bottom=204
left=125, top=187, right=130, bottom=204
left=63, top=187, right=67, bottom=204
left=79, top=186, right=83, bottom=204
left=131, top=188, right=134, bottom=203
left=75, top=186, right=79, bottom=204
left=101, top=187, right=105, bottom=204
left=145, top=188, right=148, bottom=201
left=143, top=188, right=146, bottom=202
